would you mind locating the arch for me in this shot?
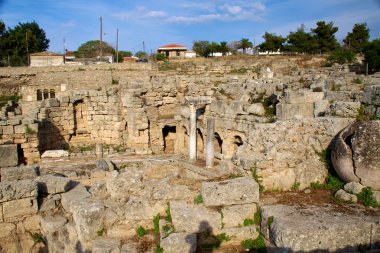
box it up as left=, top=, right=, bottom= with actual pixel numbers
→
left=36, top=89, right=42, bottom=101
left=43, top=89, right=49, bottom=99
left=73, top=99, right=89, bottom=135
left=162, top=125, right=176, bottom=153
left=214, top=132, right=223, bottom=154
left=50, top=89, right=55, bottom=98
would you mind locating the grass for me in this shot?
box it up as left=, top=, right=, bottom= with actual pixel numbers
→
left=97, top=228, right=105, bottom=237
left=356, top=105, right=366, bottom=120
left=165, top=207, right=172, bottom=222
left=291, top=181, right=300, bottom=191
left=229, top=68, right=249, bottom=74
left=136, top=226, right=147, bottom=238
left=267, top=216, right=274, bottom=228
left=251, top=165, right=264, bottom=193
left=27, top=231, right=46, bottom=245
left=79, top=146, right=94, bottom=152
left=153, top=214, right=160, bottom=236
left=156, top=245, right=164, bottom=253
left=241, top=234, right=267, bottom=252
left=357, top=187, right=379, bottom=208
left=25, top=125, right=36, bottom=135
left=194, top=194, right=203, bottom=204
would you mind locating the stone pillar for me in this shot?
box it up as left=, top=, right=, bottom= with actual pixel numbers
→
left=96, top=143, right=103, bottom=158
left=206, top=118, right=215, bottom=168
left=189, top=104, right=197, bottom=161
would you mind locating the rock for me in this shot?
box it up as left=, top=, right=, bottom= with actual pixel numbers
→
left=0, top=165, right=39, bottom=181
left=334, top=189, right=357, bottom=203
left=261, top=204, right=380, bottom=252
left=170, top=201, right=221, bottom=233
left=3, top=197, right=38, bottom=221
left=41, top=150, right=69, bottom=158
left=106, top=169, right=144, bottom=199
left=151, top=178, right=192, bottom=201
left=314, top=100, right=330, bottom=117
left=124, top=196, right=165, bottom=221
left=0, top=179, right=38, bottom=202
left=0, top=223, right=16, bottom=238
left=245, top=103, right=266, bottom=116
left=90, top=181, right=108, bottom=198
left=344, top=182, right=365, bottom=194
left=0, top=144, right=18, bottom=167
left=35, top=174, right=73, bottom=194
left=201, top=177, right=259, bottom=207
left=276, top=103, right=314, bottom=120
left=96, top=159, right=115, bottom=171
left=61, top=184, right=91, bottom=213
left=40, top=215, right=68, bottom=234
left=374, top=191, right=380, bottom=204
left=92, top=239, right=121, bottom=253
left=310, top=79, right=327, bottom=91
left=221, top=203, right=257, bottom=228
left=362, top=85, right=380, bottom=106
left=160, top=232, right=197, bottom=253
left=38, top=197, right=57, bottom=211
left=326, top=101, right=361, bottom=117
left=283, top=90, right=324, bottom=104
left=331, top=121, right=380, bottom=190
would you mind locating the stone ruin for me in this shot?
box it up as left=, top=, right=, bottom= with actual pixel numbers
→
left=0, top=56, right=379, bottom=252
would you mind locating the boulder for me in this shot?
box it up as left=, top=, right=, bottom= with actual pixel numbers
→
left=61, top=184, right=91, bottom=213
left=201, top=177, right=259, bottom=207
left=0, top=144, right=18, bottom=167
left=221, top=203, right=257, bottom=228
left=331, top=121, right=380, bottom=190
left=151, top=178, right=192, bottom=201
left=0, top=165, right=39, bottom=181
left=41, top=150, right=69, bottom=158
left=326, top=101, right=361, bottom=117
left=245, top=103, right=266, bottom=116
left=334, top=189, right=357, bottom=203
left=219, top=225, right=259, bottom=246
left=35, top=174, right=73, bottom=194
left=0, top=179, right=38, bottom=202
left=106, top=169, right=144, bottom=199
left=96, top=159, right=115, bottom=171
left=160, top=233, right=196, bottom=253
left=344, top=182, right=365, bottom=194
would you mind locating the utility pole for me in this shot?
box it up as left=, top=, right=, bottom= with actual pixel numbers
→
left=63, top=37, right=66, bottom=64
left=100, top=16, right=103, bottom=62
left=116, top=28, right=119, bottom=63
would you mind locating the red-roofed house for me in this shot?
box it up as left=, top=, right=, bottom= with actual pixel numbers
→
left=157, top=44, right=187, bottom=59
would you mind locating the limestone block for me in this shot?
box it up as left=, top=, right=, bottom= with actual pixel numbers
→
left=362, top=85, right=380, bottom=106
left=61, top=184, right=91, bottom=213
left=344, top=182, right=365, bottom=195
left=284, top=91, right=324, bottom=104
left=334, top=189, right=357, bottom=203
left=96, top=159, right=115, bottom=171
left=221, top=203, right=257, bottom=228
left=0, top=144, right=18, bottom=167
left=151, top=178, right=192, bottom=201
left=201, top=177, right=259, bottom=207
left=106, top=170, right=144, bottom=199
left=41, top=98, right=60, bottom=107
left=124, top=196, right=165, bottom=221
left=38, top=197, right=57, bottom=211
left=245, top=103, right=266, bottom=116
left=93, top=239, right=121, bottom=253
left=0, top=180, right=38, bottom=202
left=0, top=223, right=16, bottom=238
left=170, top=201, right=221, bottom=233
left=219, top=225, right=259, bottom=246
left=314, top=100, right=330, bottom=117
left=14, top=124, right=26, bottom=134
left=0, top=165, right=39, bottom=181
left=327, top=101, right=361, bottom=117
left=276, top=103, right=314, bottom=120
left=71, top=199, right=105, bottom=242
left=160, top=233, right=196, bottom=253
left=3, top=197, right=38, bottom=221
left=261, top=168, right=296, bottom=191
left=41, top=149, right=69, bottom=158
left=22, top=215, right=41, bottom=231
left=35, top=175, right=73, bottom=194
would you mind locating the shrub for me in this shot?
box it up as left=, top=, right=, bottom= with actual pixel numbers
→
left=327, top=48, right=355, bottom=64
left=155, top=53, right=167, bottom=61
left=357, top=187, right=379, bottom=208
left=241, top=234, right=266, bottom=252
left=194, top=194, right=203, bottom=204
left=165, top=207, right=172, bottom=222
left=153, top=214, right=160, bottom=236
left=136, top=226, right=147, bottom=237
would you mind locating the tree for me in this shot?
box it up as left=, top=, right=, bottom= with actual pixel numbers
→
left=116, top=50, right=132, bottom=62
left=0, top=21, right=50, bottom=66
left=192, top=40, right=210, bottom=57
left=238, top=38, right=253, bottom=54
left=327, top=48, right=355, bottom=64
left=362, top=39, right=380, bottom=72
left=76, top=40, right=115, bottom=58
left=219, top=41, right=230, bottom=56
left=258, top=32, right=286, bottom=52
left=285, top=25, right=318, bottom=53
left=135, top=51, right=147, bottom=58
left=343, top=23, right=370, bottom=53
left=311, top=21, right=339, bottom=52
left=207, top=42, right=220, bottom=56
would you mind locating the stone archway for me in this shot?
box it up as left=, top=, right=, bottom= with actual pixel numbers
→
left=162, top=125, right=177, bottom=153
left=73, top=100, right=89, bottom=136
left=214, top=132, right=223, bottom=156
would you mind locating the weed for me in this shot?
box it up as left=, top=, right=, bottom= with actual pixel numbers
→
left=216, top=233, right=231, bottom=243
left=136, top=226, right=147, bottom=237
left=25, top=125, right=36, bottom=135
left=357, top=187, right=379, bottom=208
left=153, top=214, right=160, bottom=236
left=229, top=68, right=248, bottom=75
left=241, top=234, right=267, bottom=252
left=356, top=105, right=366, bottom=120
left=165, top=207, right=172, bottom=222
left=97, top=228, right=105, bottom=237
left=352, top=78, right=362, bottom=84
left=254, top=211, right=261, bottom=225
left=79, top=146, right=94, bottom=152
left=243, top=218, right=255, bottom=226
left=112, top=79, right=119, bottom=85
left=310, top=181, right=324, bottom=190
left=27, top=231, right=46, bottom=245
left=267, top=216, right=274, bottom=227
left=156, top=244, right=164, bottom=253
left=194, top=194, right=203, bottom=204
left=251, top=165, right=264, bottom=193
left=119, top=163, right=127, bottom=169
left=291, top=181, right=300, bottom=191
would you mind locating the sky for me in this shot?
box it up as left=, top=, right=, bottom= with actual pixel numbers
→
left=1, top=0, right=380, bottom=54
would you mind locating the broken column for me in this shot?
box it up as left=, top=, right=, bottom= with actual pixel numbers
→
left=189, top=104, right=197, bottom=161
left=206, top=117, right=215, bottom=168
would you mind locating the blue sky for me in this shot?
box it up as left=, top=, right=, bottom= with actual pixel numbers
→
left=1, top=0, right=380, bottom=54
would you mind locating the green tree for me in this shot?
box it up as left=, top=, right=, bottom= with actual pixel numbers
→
left=285, top=25, right=318, bottom=53
left=219, top=41, right=230, bottom=56
left=207, top=42, right=220, bottom=56
left=238, top=38, right=253, bottom=54
left=116, top=50, right=132, bottom=62
left=0, top=21, right=50, bottom=66
left=192, top=40, right=210, bottom=57
left=258, top=32, right=286, bottom=52
left=135, top=51, right=147, bottom=58
left=343, top=23, right=370, bottom=53
left=362, top=39, right=380, bottom=72
left=311, top=21, right=339, bottom=52
left=76, top=40, right=115, bottom=58
left=327, top=48, right=355, bottom=64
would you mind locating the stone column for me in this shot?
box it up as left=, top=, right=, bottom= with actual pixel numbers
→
left=96, top=143, right=103, bottom=158
left=206, top=117, right=215, bottom=168
left=189, top=104, right=197, bottom=161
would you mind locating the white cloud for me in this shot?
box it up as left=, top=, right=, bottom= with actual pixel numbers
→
left=181, top=2, right=216, bottom=11
left=220, top=4, right=242, bottom=15
left=113, top=6, right=167, bottom=20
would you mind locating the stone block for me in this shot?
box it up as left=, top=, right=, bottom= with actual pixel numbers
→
left=0, top=223, right=16, bottom=238
left=201, top=177, right=259, bottom=207
left=160, top=233, right=196, bottom=253
left=3, top=197, right=38, bottom=221
left=326, top=101, right=361, bottom=117
left=0, top=180, right=38, bottom=203
left=284, top=91, right=324, bottom=104
left=363, top=85, right=380, bottom=106
left=35, top=175, right=73, bottom=194
left=124, top=196, right=165, bottom=221
left=245, top=103, right=266, bottom=116
left=106, top=170, right=144, bottom=200
left=276, top=103, right=314, bottom=120
left=0, top=144, right=18, bottom=167
left=314, top=100, right=330, bottom=117
left=41, top=150, right=69, bottom=158
left=38, top=197, right=57, bottom=211
left=222, top=203, right=257, bottom=228
left=0, top=165, right=39, bottom=181
left=334, top=189, right=357, bottom=203
left=93, top=239, right=121, bottom=253
left=219, top=225, right=259, bottom=246
left=170, top=201, right=221, bottom=233
left=61, top=184, right=91, bottom=213
left=41, top=215, right=68, bottom=234
left=151, top=178, right=192, bottom=201
left=344, top=182, right=365, bottom=195
left=14, top=124, right=26, bottom=134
